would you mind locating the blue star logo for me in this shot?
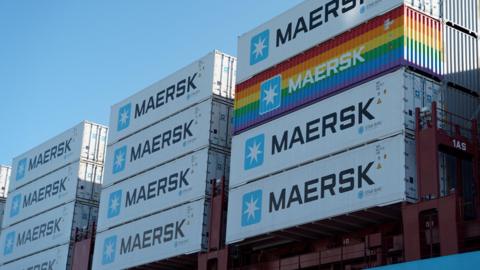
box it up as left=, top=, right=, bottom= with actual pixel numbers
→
left=10, top=194, right=22, bottom=217
left=107, top=190, right=122, bottom=219
left=250, top=30, right=270, bottom=65
left=244, top=134, right=265, bottom=170
left=117, top=103, right=132, bottom=131
left=259, top=75, right=282, bottom=115
left=16, top=158, right=27, bottom=181
left=112, top=146, right=127, bottom=174
left=241, top=190, right=262, bottom=227
left=102, top=235, right=117, bottom=265
left=3, top=231, right=15, bottom=255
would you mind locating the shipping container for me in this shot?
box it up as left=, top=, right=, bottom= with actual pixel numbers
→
left=104, top=98, right=232, bottom=187
left=226, top=134, right=415, bottom=243
left=9, top=121, right=108, bottom=192
left=443, top=25, right=480, bottom=93
left=236, top=0, right=405, bottom=83
left=109, top=50, right=236, bottom=145
left=97, top=148, right=229, bottom=232
left=406, top=0, right=479, bottom=34
left=2, top=161, right=103, bottom=228
left=0, top=201, right=98, bottom=264
left=0, top=165, right=10, bottom=198
left=234, top=6, right=445, bottom=133
left=442, top=86, right=480, bottom=121
left=230, top=68, right=441, bottom=188
left=0, top=244, right=70, bottom=270
left=92, top=199, right=208, bottom=270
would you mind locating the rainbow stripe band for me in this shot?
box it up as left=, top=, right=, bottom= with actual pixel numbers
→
left=233, top=5, right=443, bottom=134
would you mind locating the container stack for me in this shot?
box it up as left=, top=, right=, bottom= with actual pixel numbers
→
left=0, top=121, right=108, bottom=270
left=0, top=165, right=10, bottom=228
left=226, top=0, right=479, bottom=245
left=91, top=50, right=236, bottom=269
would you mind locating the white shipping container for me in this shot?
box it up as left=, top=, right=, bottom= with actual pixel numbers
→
left=92, top=199, right=208, bottom=270
left=226, top=135, right=415, bottom=243
left=97, top=148, right=229, bottom=232
left=0, top=202, right=75, bottom=264
left=230, top=68, right=441, bottom=188
left=9, top=121, right=108, bottom=192
left=104, top=98, right=232, bottom=187
left=109, top=51, right=236, bottom=145
left=0, top=201, right=97, bottom=264
left=2, top=161, right=103, bottom=228
left=236, top=0, right=404, bottom=83
left=0, top=165, right=10, bottom=198
left=0, top=244, right=70, bottom=270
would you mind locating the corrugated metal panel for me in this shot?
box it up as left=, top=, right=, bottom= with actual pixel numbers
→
left=405, top=0, right=442, bottom=18
left=226, top=134, right=414, bottom=243
left=9, top=121, right=108, bottom=192
left=233, top=6, right=443, bottom=134
left=444, top=25, right=480, bottom=93
left=0, top=199, right=5, bottom=229
left=0, top=165, right=10, bottom=198
left=108, top=51, right=236, bottom=145
left=443, top=0, right=478, bottom=34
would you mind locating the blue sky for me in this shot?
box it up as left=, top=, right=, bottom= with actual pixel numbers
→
left=0, top=0, right=303, bottom=165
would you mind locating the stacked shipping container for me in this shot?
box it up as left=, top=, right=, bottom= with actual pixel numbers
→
left=0, top=121, right=108, bottom=270
left=92, top=50, right=236, bottom=269
left=227, top=0, right=479, bottom=247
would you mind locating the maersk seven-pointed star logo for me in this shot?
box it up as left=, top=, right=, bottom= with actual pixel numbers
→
left=259, top=75, right=282, bottom=115
left=10, top=194, right=22, bottom=217
left=117, top=103, right=132, bottom=131
left=102, top=235, right=117, bottom=265
left=244, top=134, right=265, bottom=170
left=16, top=158, right=27, bottom=181
left=3, top=231, right=15, bottom=255
left=241, top=190, right=262, bottom=227
left=112, top=146, right=127, bottom=174
left=107, top=190, right=122, bottom=218
left=250, top=30, right=270, bottom=65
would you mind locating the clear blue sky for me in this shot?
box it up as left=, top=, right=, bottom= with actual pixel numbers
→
left=0, top=0, right=303, bottom=165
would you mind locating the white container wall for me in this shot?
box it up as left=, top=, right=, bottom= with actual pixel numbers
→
left=9, top=121, right=108, bottom=192
left=0, top=244, right=70, bottom=270
left=444, top=25, right=480, bottom=93
left=104, top=98, right=231, bottom=187
left=226, top=134, right=415, bottom=243
left=0, top=165, right=10, bottom=198
left=0, top=202, right=76, bottom=264
left=92, top=199, right=208, bottom=270
left=109, top=51, right=236, bottom=144
left=229, top=68, right=441, bottom=188
left=97, top=149, right=229, bottom=232
left=443, top=0, right=478, bottom=33
left=0, top=201, right=97, bottom=264
left=2, top=161, right=102, bottom=228
left=236, top=0, right=404, bottom=83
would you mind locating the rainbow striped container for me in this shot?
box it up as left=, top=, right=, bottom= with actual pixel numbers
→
left=234, top=5, right=443, bottom=134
